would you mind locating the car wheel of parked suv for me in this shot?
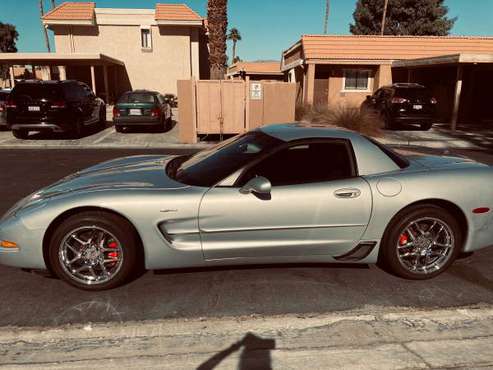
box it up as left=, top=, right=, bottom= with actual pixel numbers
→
left=421, top=123, right=432, bottom=131
left=115, top=125, right=125, bottom=133
left=98, top=105, right=106, bottom=128
left=12, top=129, right=29, bottom=139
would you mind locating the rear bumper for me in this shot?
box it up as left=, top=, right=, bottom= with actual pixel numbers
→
left=393, top=116, right=434, bottom=124
left=114, top=116, right=161, bottom=126
left=10, top=121, right=73, bottom=133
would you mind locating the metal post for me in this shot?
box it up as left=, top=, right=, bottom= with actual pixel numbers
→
left=103, top=65, right=109, bottom=103
left=451, top=65, right=463, bottom=132
left=305, top=63, right=315, bottom=105
left=9, top=66, right=15, bottom=88
left=90, top=65, right=97, bottom=94
left=58, top=66, right=67, bottom=80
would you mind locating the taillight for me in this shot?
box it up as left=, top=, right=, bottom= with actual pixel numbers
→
left=430, top=97, right=437, bottom=104
left=50, top=100, right=66, bottom=109
left=391, top=97, right=408, bottom=104
left=0, top=105, right=4, bottom=112
left=151, top=107, right=161, bottom=117
left=5, top=99, right=17, bottom=109
left=113, top=107, right=121, bottom=118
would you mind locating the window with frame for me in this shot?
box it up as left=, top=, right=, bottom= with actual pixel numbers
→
left=141, top=28, right=152, bottom=50
left=343, top=69, right=370, bottom=91
left=239, top=141, right=356, bottom=187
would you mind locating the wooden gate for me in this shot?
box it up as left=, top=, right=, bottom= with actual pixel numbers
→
left=178, top=79, right=296, bottom=143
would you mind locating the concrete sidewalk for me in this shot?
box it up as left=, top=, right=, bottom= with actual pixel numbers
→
left=2, top=305, right=493, bottom=369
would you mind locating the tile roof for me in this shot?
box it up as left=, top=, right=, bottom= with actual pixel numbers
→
left=43, top=2, right=95, bottom=20
left=155, top=4, right=202, bottom=21
left=298, top=35, right=493, bottom=61
left=229, top=61, right=282, bottom=75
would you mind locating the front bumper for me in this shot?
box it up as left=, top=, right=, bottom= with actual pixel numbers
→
left=0, top=215, right=47, bottom=269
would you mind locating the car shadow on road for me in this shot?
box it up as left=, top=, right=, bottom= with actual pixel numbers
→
left=153, top=262, right=369, bottom=276
left=447, top=261, right=493, bottom=293
left=197, top=332, right=275, bottom=370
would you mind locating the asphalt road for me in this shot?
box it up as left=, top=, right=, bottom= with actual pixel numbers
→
left=1, top=149, right=493, bottom=328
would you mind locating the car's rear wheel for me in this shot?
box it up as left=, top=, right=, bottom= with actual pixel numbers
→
left=12, top=129, right=29, bottom=139
left=72, top=118, right=84, bottom=139
left=48, top=211, right=141, bottom=291
left=115, top=125, right=125, bottom=133
left=421, top=122, right=432, bottom=131
left=98, top=105, right=106, bottom=128
left=379, top=205, right=462, bottom=280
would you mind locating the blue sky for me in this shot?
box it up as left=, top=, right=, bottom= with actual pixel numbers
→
left=2, top=0, right=493, bottom=61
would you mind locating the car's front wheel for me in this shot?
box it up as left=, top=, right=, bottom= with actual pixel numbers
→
left=48, top=211, right=141, bottom=290
left=379, top=205, right=462, bottom=280
left=13, top=129, right=29, bottom=139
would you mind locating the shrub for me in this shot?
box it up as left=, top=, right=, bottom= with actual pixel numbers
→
left=298, top=104, right=383, bottom=137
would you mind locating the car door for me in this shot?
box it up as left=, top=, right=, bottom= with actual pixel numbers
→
left=199, top=139, right=373, bottom=260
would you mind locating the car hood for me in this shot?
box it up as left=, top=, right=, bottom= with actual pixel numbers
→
left=37, top=155, right=186, bottom=197
left=407, top=154, right=486, bottom=170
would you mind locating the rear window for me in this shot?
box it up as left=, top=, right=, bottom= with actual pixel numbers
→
left=394, top=88, right=431, bottom=99
left=365, top=137, right=410, bottom=169
left=118, top=93, right=156, bottom=104
left=11, top=84, right=63, bottom=101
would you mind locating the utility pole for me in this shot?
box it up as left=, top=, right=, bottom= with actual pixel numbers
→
left=380, top=0, right=389, bottom=35
left=323, top=0, right=330, bottom=34
left=51, top=0, right=56, bottom=8
left=39, top=0, right=51, bottom=52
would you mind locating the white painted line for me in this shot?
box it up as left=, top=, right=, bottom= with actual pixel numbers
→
left=92, top=128, right=116, bottom=144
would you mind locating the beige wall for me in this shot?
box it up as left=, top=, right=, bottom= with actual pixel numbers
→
left=53, top=23, right=200, bottom=95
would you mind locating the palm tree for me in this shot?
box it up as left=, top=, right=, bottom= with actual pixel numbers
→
left=38, top=0, right=51, bottom=52
left=227, top=28, right=241, bottom=63
left=324, top=0, right=330, bottom=34
left=207, top=0, right=228, bottom=79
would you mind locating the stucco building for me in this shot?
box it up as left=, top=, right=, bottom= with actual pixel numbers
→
left=0, top=2, right=209, bottom=102
left=227, top=61, right=285, bottom=81
left=282, top=35, right=493, bottom=127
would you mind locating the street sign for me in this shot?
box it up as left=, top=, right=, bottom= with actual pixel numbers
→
left=250, top=83, right=262, bottom=100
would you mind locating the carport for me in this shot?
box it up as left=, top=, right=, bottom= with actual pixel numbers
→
left=0, top=53, right=126, bottom=103
left=393, top=53, right=493, bottom=130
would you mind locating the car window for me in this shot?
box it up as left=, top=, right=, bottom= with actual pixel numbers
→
left=395, top=88, right=431, bottom=99
left=11, top=84, right=63, bottom=101
left=169, top=131, right=284, bottom=187
left=240, top=141, right=355, bottom=187
left=119, top=93, right=156, bottom=104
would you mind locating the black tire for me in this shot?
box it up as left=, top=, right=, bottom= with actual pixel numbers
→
left=115, top=125, right=125, bottom=133
left=12, top=129, right=29, bottom=139
left=98, top=105, right=106, bottom=128
left=379, top=205, right=462, bottom=280
left=421, top=122, right=432, bottom=131
left=48, top=211, right=142, bottom=291
left=72, top=118, right=84, bottom=139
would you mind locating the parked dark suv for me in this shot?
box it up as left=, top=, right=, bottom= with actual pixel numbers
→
left=6, top=80, right=105, bottom=139
left=0, top=89, right=11, bottom=129
left=361, top=83, right=437, bottom=130
left=113, top=90, right=172, bottom=132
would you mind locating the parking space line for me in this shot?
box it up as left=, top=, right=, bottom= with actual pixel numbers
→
left=92, top=128, right=116, bottom=144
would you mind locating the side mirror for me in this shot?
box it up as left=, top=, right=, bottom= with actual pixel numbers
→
left=240, top=176, right=271, bottom=195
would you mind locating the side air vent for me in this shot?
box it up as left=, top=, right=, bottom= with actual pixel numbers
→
left=334, top=242, right=377, bottom=262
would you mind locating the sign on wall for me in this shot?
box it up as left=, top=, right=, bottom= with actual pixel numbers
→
left=250, top=82, right=262, bottom=100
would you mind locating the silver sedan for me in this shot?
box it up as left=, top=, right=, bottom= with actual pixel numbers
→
left=1, top=123, right=492, bottom=290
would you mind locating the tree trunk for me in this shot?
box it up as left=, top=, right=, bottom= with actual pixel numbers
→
left=210, top=65, right=225, bottom=80
left=232, top=41, right=236, bottom=61
left=207, top=0, right=228, bottom=80
left=39, top=0, right=51, bottom=52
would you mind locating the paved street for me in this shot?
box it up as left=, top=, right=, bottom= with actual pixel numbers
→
left=1, top=148, right=493, bottom=328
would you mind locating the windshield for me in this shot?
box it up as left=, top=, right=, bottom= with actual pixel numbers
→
left=169, top=131, right=284, bottom=187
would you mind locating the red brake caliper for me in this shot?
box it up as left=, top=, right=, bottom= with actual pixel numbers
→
left=107, top=241, right=119, bottom=260
left=399, top=233, right=408, bottom=246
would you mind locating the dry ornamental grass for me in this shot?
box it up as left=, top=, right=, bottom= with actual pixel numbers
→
left=296, top=104, right=384, bottom=137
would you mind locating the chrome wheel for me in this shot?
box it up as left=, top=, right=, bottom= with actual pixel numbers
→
left=58, top=226, right=124, bottom=285
left=396, top=217, right=454, bottom=275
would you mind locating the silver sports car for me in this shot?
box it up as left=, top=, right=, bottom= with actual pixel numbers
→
left=1, top=124, right=492, bottom=290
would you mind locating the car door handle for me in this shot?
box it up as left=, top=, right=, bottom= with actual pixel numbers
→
left=334, top=188, right=361, bottom=199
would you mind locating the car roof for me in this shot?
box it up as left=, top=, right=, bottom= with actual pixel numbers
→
left=258, top=123, right=364, bottom=142
left=384, top=83, right=426, bottom=89
left=14, top=80, right=80, bottom=85
left=126, top=89, right=159, bottom=95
